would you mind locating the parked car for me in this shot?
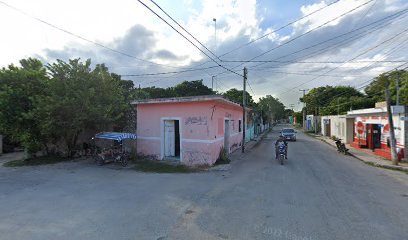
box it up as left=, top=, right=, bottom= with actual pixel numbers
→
left=280, top=128, right=297, bottom=141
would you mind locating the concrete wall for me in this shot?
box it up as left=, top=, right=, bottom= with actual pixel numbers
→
left=136, top=100, right=244, bottom=166
left=321, top=115, right=353, bottom=143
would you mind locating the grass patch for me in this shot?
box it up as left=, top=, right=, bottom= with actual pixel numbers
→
left=132, top=160, right=199, bottom=173
left=3, top=156, right=67, bottom=167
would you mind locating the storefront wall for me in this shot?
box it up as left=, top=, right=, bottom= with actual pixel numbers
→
left=351, top=114, right=405, bottom=160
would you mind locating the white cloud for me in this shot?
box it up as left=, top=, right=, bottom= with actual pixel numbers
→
left=1, top=0, right=407, bottom=111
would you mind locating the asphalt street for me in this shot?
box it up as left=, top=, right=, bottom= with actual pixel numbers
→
left=1, top=124, right=408, bottom=240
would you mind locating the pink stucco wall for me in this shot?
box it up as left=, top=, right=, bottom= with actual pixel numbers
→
left=136, top=100, right=245, bottom=166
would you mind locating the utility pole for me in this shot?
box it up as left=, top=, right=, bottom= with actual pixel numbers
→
left=213, top=18, right=217, bottom=51
left=385, top=76, right=398, bottom=165
left=299, top=89, right=308, bottom=130
left=315, top=107, right=318, bottom=134
left=242, top=67, right=247, bottom=153
left=396, top=72, right=400, bottom=105
left=211, top=76, right=215, bottom=92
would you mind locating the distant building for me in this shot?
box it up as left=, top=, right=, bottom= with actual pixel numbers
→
left=131, top=95, right=253, bottom=166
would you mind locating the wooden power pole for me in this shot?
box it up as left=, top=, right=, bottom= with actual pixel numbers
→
left=242, top=67, right=247, bottom=153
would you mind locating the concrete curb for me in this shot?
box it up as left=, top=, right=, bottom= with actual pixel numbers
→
left=209, top=128, right=272, bottom=171
left=306, top=133, right=408, bottom=173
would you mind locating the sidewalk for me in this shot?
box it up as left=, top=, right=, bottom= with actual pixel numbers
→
left=210, top=128, right=271, bottom=171
left=310, top=133, right=408, bottom=172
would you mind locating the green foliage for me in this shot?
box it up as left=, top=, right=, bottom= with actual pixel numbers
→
left=292, top=112, right=303, bottom=126
left=34, top=59, right=131, bottom=156
left=300, top=85, right=374, bottom=115
left=0, top=58, right=49, bottom=152
left=173, top=80, right=214, bottom=96
left=222, top=88, right=256, bottom=107
left=258, top=95, right=285, bottom=122
left=215, top=147, right=230, bottom=165
left=365, top=70, right=408, bottom=105
left=132, top=80, right=214, bottom=99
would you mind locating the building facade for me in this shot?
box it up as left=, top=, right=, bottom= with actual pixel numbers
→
left=321, top=115, right=354, bottom=144
left=347, top=106, right=406, bottom=160
left=132, top=95, right=251, bottom=166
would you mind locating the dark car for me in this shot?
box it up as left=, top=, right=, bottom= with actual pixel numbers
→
left=280, top=128, right=297, bottom=141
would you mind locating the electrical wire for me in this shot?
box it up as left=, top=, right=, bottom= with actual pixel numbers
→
left=121, top=65, right=218, bottom=77
left=246, top=9, right=408, bottom=70
left=149, top=0, right=219, bottom=60
left=0, top=0, right=190, bottom=69
left=217, top=0, right=342, bottom=58
left=307, top=63, right=408, bottom=109
left=215, top=0, right=375, bottom=77
left=275, top=26, right=408, bottom=97
left=136, top=0, right=243, bottom=77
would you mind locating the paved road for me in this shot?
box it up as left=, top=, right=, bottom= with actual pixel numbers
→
left=1, top=125, right=408, bottom=240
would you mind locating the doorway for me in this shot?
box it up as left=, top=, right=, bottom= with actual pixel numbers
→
left=164, top=120, right=180, bottom=159
left=224, top=120, right=230, bottom=154
left=324, top=119, right=331, bottom=137
left=367, top=124, right=381, bottom=150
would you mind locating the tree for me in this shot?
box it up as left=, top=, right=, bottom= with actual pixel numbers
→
left=139, top=86, right=175, bottom=99
left=301, top=85, right=374, bottom=115
left=0, top=58, right=49, bottom=153
left=173, top=79, right=214, bottom=97
left=320, top=95, right=375, bottom=115
left=365, top=70, right=408, bottom=105
left=35, top=59, right=131, bottom=156
left=257, top=95, right=285, bottom=123
left=293, top=111, right=303, bottom=126
left=223, top=88, right=256, bottom=107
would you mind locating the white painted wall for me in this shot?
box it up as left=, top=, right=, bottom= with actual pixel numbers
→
left=321, top=115, right=353, bottom=143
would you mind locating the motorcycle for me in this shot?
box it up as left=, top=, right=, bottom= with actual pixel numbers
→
left=334, top=138, right=349, bottom=155
left=278, top=144, right=286, bottom=165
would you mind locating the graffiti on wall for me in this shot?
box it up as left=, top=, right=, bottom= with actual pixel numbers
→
left=185, top=116, right=208, bottom=125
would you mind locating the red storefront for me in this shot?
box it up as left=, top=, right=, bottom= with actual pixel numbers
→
left=347, top=106, right=406, bottom=161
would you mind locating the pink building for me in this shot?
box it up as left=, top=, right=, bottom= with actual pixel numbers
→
left=132, top=95, right=250, bottom=166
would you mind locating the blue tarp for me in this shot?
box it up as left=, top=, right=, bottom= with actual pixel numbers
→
left=95, top=132, right=137, bottom=141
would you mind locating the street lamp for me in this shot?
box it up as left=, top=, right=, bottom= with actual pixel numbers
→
left=213, top=18, right=216, bottom=51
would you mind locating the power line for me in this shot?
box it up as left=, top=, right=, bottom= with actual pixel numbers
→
left=246, top=79, right=256, bottom=96
left=307, top=63, right=408, bottom=109
left=221, top=60, right=406, bottom=64
left=0, top=0, right=189, bottom=69
left=121, top=65, right=218, bottom=77
left=175, top=0, right=344, bottom=74
left=245, top=9, right=408, bottom=70
left=217, top=0, right=342, bottom=58
left=149, top=0, right=219, bottom=60
left=282, top=34, right=408, bottom=107
left=215, top=0, right=375, bottom=76
left=136, top=0, right=243, bottom=77
left=275, top=26, right=408, bottom=97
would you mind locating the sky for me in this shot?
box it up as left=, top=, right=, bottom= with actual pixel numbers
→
left=1, top=0, right=407, bottom=110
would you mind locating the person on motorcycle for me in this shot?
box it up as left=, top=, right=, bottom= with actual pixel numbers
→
left=275, top=135, right=288, bottom=159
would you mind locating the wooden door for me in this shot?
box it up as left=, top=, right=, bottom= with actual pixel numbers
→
left=164, top=120, right=175, bottom=157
